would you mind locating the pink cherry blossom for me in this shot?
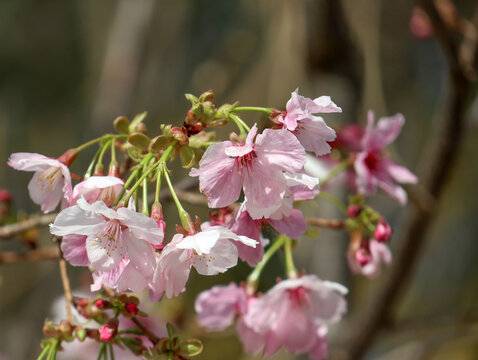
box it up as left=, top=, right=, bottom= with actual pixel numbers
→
left=50, top=198, right=163, bottom=289
left=151, top=226, right=257, bottom=298
left=191, top=124, right=306, bottom=218
left=348, top=239, right=392, bottom=278
left=61, top=176, right=125, bottom=267
left=8, top=152, right=73, bottom=213
left=243, top=275, right=347, bottom=357
left=195, top=283, right=247, bottom=331
left=277, top=89, right=341, bottom=156
left=354, top=111, right=418, bottom=204
left=71, top=176, right=124, bottom=206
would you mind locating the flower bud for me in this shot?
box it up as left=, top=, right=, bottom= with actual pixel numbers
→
left=99, top=320, right=118, bottom=342
left=374, top=218, right=392, bottom=242
left=125, top=302, right=139, bottom=315
left=151, top=202, right=166, bottom=238
left=171, top=127, right=189, bottom=145
left=0, top=189, right=12, bottom=204
left=113, top=116, right=130, bottom=134
left=95, top=299, right=110, bottom=309
left=57, top=148, right=78, bottom=167
left=355, top=249, right=371, bottom=267
left=347, top=205, right=363, bottom=218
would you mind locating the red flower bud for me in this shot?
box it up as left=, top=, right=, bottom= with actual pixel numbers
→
left=125, top=302, right=139, bottom=315
left=374, top=218, right=392, bottom=242
left=99, top=321, right=118, bottom=342
left=347, top=205, right=363, bottom=218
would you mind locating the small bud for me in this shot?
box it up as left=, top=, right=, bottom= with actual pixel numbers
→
left=374, top=218, right=392, bottom=242
left=347, top=205, right=363, bottom=218
left=108, top=160, right=120, bottom=177
left=125, top=302, right=139, bottom=315
left=113, top=116, right=130, bottom=134
left=171, top=127, right=189, bottom=145
left=93, top=163, right=104, bottom=176
left=75, top=327, right=87, bottom=342
left=0, top=190, right=12, bottom=204
left=151, top=201, right=167, bottom=237
left=95, top=299, right=110, bottom=309
left=99, top=321, right=118, bottom=342
left=198, top=90, right=214, bottom=102
left=185, top=93, right=199, bottom=103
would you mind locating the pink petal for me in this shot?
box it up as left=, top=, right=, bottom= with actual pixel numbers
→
left=295, top=116, right=336, bottom=156
left=61, top=234, right=89, bottom=266
left=362, top=111, right=405, bottom=151
left=194, top=239, right=238, bottom=275
left=269, top=208, right=307, bottom=239
left=382, top=160, right=418, bottom=184
left=224, top=124, right=258, bottom=157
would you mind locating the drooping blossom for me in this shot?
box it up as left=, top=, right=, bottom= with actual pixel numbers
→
left=151, top=226, right=257, bottom=299
left=276, top=89, right=341, bottom=156
left=8, top=152, right=74, bottom=213
left=348, top=238, right=392, bottom=278
left=195, top=283, right=248, bottom=331
left=191, top=124, right=306, bottom=219
left=50, top=198, right=164, bottom=291
left=243, top=275, right=347, bottom=357
left=195, top=276, right=347, bottom=360
left=354, top=111, right=418, bottom=205
left=61, top=176, right=125, bottom=267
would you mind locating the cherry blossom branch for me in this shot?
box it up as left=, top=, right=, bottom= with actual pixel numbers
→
left=131, top=317, right=161, bottom=345
left=0, top=247, right=59, bottom=264
left=346, top=1, right=477, bottom=358
left=306, top=217, right=345, bottom=229
left=0, top=214, right=57, bottom=239
left=57, top=240, right=74, bottom=324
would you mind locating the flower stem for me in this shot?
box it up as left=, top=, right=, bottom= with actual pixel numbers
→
left=320, top=159, right=350, bottom=186
left=49, top=339, right=60, bottom=360
left=110, top=139, right=116, bottom=164
left=228, top=113, right=251, bottom=134
left=84, top=145, right=104, bottom=179
left=154, top=170, right=162, bottom=203
left=97, top=139, right=112, bottom=170
left=75, top=135, right=108, bottom=153
left=284, top=237, right=298, bottom=279
left=232, top=106, right=273, bottom=115
left=37, top=345, right=50, bottom=360
left=163, top=166, right=192, bottom=230
left=108, top=343, right=115, bottom=360
left=247, top=235, right=288, bottom=293
left=142, top=178, right=149, bottom=216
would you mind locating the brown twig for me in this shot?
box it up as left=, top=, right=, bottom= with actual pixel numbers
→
left=132, top=316, right=160, bottom=344
left=306, top=217, right=345, bottom=229
left=0, top=214, right=57, bottom=239
left=57, top=240, right=74, bottom=324
left=346, top=1, right=476, bottom=358
left=0, top=247, right=59, bottom=264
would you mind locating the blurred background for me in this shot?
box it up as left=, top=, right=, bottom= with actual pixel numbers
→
left=0, top=0, right=477, bottom=359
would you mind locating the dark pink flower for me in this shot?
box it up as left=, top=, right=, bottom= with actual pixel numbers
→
left=354, top=111, right=418, bottom=204
left=374, top=218, right=392, bottom=242
left=348, top=239, right=392, bottom=278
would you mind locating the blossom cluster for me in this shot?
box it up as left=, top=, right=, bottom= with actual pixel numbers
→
left=7, top=89, right=417, bottom=359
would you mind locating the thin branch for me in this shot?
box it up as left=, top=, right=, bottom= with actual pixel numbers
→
left=346, top=0, right=476, bottom=358
left=0, top=214, right=57, bottom=239
left=57, top=239, right=73, bottom=324
left=0, top=247, right=59, bottom=264
left=306, top=217, right=345, bottom=229
left=132, top=317, right=160, bottom=344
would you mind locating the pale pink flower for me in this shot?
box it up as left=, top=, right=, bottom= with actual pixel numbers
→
left=191, top=124, right=306, bottom=218
left=71, top=176, right=124, bottom=206
left=151, top=227, right=257, bottom=298
left=61, top=176, right=125, bottom=267
left=348, top=239, right=392, bottom=278
left=8, top=152, right=73, bottom=213
left=354, top=111, right=418, bottom=204
left=50, top=198, right=163, bottom=282
left=243, top=275, right=347, bottom=357
left=277, top=89, right=341, bottom=156
left=195, top=283, right=248, bottom=331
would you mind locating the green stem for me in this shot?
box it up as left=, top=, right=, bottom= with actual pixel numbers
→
left=97, top=139, right=112, bottom=169
left=247, top=235, right=288, bottom=291
left=320, top=160, right=350, bottom=186
left=163, top=166, right=192, bottom=230
left=84, top=145, right=104, bottom=179
left=49, top=339, right=60, bottom=360
left=284, top=237, right=298, bottom=278
left=115, top=154, right=154, bottom=206
left=120, top=141, right=177, bottom=206
left=228, top=113, right=251, bottom=133
left=142, top=177, right=149, bottom=215
left=97, top=342, right=107, bottom=360
left=108, top=343, right=115, bottom=360
left=75, top=135, right=109, bottom=153
left=231, top=106, right=273, bottom=115
left=37, top=345, right=50, bottom=360
left=154, top=170, right=162, bottom=203
left=317, top=192, right=348, bottom=215
left=134, top=174, right=140, bottom=211
left=110, top=139, right=116, bottom=163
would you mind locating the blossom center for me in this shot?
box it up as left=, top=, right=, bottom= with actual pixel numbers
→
left=94, top=219, right=125, bottom=257
left=233, top=152, right=256, bottom=175
left=289, top=286, right=311, bottom=307
left=364, top=150, right=381, bottom=170
left=37, top=166, right=62, bottom=192
left=98, top=186, right=117, bottom=207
